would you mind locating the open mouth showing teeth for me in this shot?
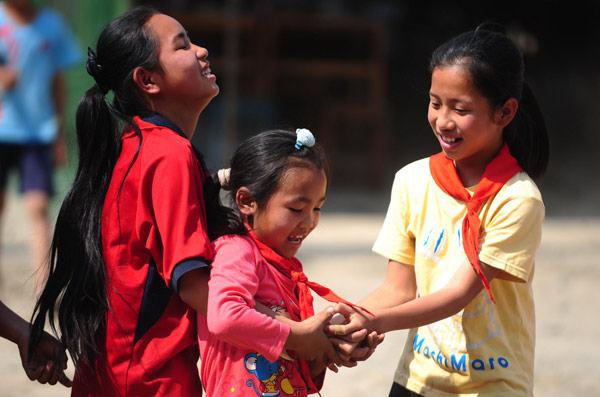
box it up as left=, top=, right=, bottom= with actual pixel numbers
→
left=441, top=135, right=460, bottom=143
left=201, top=67, right=212, bottom=76
left=288, top=236, right=304, bottom=244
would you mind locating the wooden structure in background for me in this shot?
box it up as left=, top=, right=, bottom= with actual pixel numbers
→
left=174, top=11, right=390, bottom=186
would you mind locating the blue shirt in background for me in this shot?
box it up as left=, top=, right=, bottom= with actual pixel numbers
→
left=0, top=4, right=81, bottom=144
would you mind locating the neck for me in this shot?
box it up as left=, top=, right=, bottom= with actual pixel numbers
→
left=152, top=107, right=201, bottom=139
left=148, top=97, right=213, bottom=139
left=454, top=142, right=504, bottom=188
left=454, top=160, right=486, bottom=188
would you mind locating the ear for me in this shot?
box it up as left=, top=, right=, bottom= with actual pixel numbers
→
left=235, top=187, right=257, bottom=217
left=495, top=97, right=518, bottom=128
left=132, top=66, right=160, bottom=96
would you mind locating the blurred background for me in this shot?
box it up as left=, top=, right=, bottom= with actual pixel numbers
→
left=47, top=0, right=600, bottom=216
left=0, top=0, right=599, bottom=396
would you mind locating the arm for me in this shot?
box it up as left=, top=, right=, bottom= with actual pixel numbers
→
left=204, top=238, right=297, bottom=362
left=0, top=301, right=71, bottom=386
left=177, top=268, right=280, bottom=326
left=51, top=73, right=67, bottom=166
left=362, top=192, right=544, bottom=333
left=338, top=260, right=500, bottom=335
left=0, top=65, right=17, bottom=92
left=360, top=260, right=418, bottom=310
left=372, top=261, right=500, bottom=333
left=324, top=260, right=411, bottom=360
left=178, top=267, right=210, bottom=316
left=255, top=304, right=343, bottom=366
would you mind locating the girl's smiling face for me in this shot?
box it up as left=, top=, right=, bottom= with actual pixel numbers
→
left=247, top=165, right=327, bottom=259
left=147, top=13, right=219, bottom=110
left=428, top=64, right=508, bottom=182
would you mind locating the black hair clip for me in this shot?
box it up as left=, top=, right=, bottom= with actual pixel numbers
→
left=86, top=47, right=109, bottom=95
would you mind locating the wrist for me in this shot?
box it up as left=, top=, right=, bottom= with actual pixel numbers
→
left=370, top=309, right=388, bottom=334
left=9, top=317, right=30, bottom=346
left=309, top=361, right=327, bottom=378
left=283, top=321, right=304, bottom=351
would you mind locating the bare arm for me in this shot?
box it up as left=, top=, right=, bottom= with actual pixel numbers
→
left=337, top=260, right=500, bottom=335
left=52, top=73, right=67, bottom=166
left=177, top=267, right=210, bottom=315
left=372, top=261, right=500, bottom=333
left=0, top=65, right=17, bottom=91
left=1, top=301, right=71, bottom=386
left=360, top=260, right=418, bottom=310
left=325, top=260, right=413, bottom=360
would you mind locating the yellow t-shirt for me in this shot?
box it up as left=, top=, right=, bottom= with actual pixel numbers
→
left=373, top=158, right=545, bottom=397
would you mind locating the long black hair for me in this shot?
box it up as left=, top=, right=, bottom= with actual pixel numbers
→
left=430, top=25, right=549, bottom=179
left=227, top=129, right=329, bottom=213
left=29, top=6, right=235, bottom=369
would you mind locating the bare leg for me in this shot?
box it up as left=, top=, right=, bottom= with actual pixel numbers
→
left=24, top=191, right=50, bottom=297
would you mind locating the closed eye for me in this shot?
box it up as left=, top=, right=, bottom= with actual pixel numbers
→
left=177, top=41, right=190, bottom=50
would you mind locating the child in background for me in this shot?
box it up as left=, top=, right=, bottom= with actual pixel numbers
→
left=333, top=25, right=549, bottom=396
left=198, top=129, right=379, bottom=396
left=0, top=0, right=80, bottom=293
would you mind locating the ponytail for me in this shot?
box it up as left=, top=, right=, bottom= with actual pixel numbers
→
left=29, top=6, right=160, bottom=369
left=504, top=82, right=549, bottom=179
left=30, top=84, right=121, bottom=367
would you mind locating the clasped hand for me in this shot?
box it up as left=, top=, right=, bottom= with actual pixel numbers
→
left=325, top=303, right=383, bottom=370
left=277, top=303, right=382, bottom=374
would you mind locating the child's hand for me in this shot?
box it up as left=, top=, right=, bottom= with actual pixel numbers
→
left=325, top=302, right=383, bottom=365
left=285, top=306, right=342, bottom=366
left=329, top=329, right=385, bottom=367
left=18, top=329, right=72, bottom=387
left=327, top=302, right=374, bottom=337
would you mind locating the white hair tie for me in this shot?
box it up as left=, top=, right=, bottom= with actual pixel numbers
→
left=217, top=168, right=231, bottom=189
left=295, top=128, right=315, bottom=150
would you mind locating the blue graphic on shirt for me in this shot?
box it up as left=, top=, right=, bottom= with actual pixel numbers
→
left=412, top=333, right=509, bottom=372
left=244, top=353, right=295, bottom=396
left=416, top=223, right=505, bottom=371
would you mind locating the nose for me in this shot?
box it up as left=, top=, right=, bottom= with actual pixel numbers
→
left=193, top=44, right=208, bottom=60
left=436, top=108, right=455, bottom=131
left=299, top=210, right=319, bottom=231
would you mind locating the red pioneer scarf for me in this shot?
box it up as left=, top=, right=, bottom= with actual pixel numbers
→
left=246, top=226, right=373, bottom=321
left=429, top=144, right=521, bottom=303
left=246, top=226, right=373, bottom=394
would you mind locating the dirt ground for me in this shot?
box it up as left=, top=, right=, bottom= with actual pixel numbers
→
left=0, top=192, right=599, bottom=397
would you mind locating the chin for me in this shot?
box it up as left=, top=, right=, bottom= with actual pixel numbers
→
left=279, top=248, right=298, bottom=259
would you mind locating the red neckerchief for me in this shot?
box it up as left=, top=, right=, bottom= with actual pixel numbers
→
left=247, top=226, right=373, bottom=395
left=246, top=226, right=373, bottom=320
left=429, top=144, right=522, bottom=303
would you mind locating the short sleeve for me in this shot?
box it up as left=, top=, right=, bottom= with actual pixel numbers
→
left=207, top=235, right=290, bottom=362
left=372, top=168, right=415, bottom=265
left=479, top=195, right=545, bottom=282
left=141, top=138, right=214, bottom=289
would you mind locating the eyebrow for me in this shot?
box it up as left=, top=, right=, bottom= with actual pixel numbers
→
left=429, top=92, right=471, bottom=105
left=172, top=30, right=188, bottom=44
left=292, top=195, right=327, bottom=204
